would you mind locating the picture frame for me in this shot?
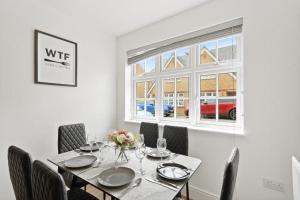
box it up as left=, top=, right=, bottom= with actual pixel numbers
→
left=34, top=30, right=77, bottom=87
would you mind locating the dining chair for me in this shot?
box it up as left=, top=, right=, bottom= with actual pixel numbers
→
left=31, top=160, right=98, bottom=200
left=163, top=125, right=189, bottom=199
left=220, top=147, right=240, bottom=200
left=292, top=156, right=300, bottom=200
left=140, top=122, right=159, bottom=148
left=58, top=123, right=108, bottom=200
left=58, top=123, right=87, bottom=189
left=8, top=146, right=33, bottom=200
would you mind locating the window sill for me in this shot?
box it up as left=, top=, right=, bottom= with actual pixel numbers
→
left=124, top=119, right=244, bottom=135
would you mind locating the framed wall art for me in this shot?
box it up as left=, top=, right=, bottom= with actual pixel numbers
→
left=34, top=30, right=77, bottom=87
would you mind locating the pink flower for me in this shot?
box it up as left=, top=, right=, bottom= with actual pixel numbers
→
left=118, top=130, right=128, bottom=135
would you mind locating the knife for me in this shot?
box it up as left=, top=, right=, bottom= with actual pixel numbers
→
left=151, top=175, right=180, bottom=189
left=144, top=177, right=178, bottom=191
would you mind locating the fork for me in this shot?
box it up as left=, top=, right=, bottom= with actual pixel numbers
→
left=44, top=58, right=70, bottom=66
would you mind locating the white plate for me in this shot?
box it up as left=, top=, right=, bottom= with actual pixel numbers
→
left=97, top=167, right=135, bottom=187
left=64, top=155, right=97, bottom=168
left=157, top=163, right=190, bottom=180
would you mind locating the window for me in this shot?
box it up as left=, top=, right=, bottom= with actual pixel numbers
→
left=199, top=72, right=237, bottom=122
left=198, top=36, right=240, bottom=65
left=127, top=19, right=243, bottom=132
left=162, top=77, right=189, bottom=119
left=135, top=57, right=157, bottom=76
left=135, top=80, right=156, bottom=118
left=162, top=47, right=190, bottom=71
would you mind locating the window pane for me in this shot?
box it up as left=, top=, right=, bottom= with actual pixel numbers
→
left=199, top=41, right=217, bottom=64
left=135, top=61, right=145, bottom=75
left=218, top=99, right=236, bottom=121
left=177, top=99, right=189, bottom=119
left=176, top=77, right=189, bottom=97
left=163, top=78, right=175, bottom=95
left=145, top=57, right=156, bottom=73
left=176, top=47, right=190, bottom=67
left=136, top=82, right=145, bottom=98
left=200, top=99, right=216, bottom=120
left=146, top=100, right=155, bottom=117
left=218, top=36, right=237, bottom=62
left=162, top=51, right=175, bottom=71
left=146, top=81, right=156, bottom=98
left=136, top=80, right=155, bottom=118
left=200, top=74, right=216, bottom=96
left=176, top=77, right=189, bottom=118
left=136, top=100, right=145, bottom=117
left=163, top=78, right=175, bottom=118
left=218, top=72, right=237, bottom=97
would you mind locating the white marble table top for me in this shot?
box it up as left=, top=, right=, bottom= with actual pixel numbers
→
left=48, top=146, right=201, bottom=200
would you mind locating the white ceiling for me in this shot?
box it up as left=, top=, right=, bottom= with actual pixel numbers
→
left=41, top=0, right=210, bottom=36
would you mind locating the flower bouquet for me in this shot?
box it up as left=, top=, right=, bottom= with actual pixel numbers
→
left=109, top=130, right=136, bottom=162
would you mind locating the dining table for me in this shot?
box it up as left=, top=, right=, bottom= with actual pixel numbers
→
left=47, top=145, right=202, bottom=200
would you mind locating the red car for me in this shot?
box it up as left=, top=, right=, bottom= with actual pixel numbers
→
left=184, top=101, right=236, bottom=120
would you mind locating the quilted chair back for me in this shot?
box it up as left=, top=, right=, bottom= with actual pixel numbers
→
left=31, top=160, right=67, bottom=200
left=220, top=147, right=240, bottom=200
left=58, top=123, right=86, bottom=153
left=163, top=125, right=188, bottom=156
left=140, top=122, right=159, bottom=148
left=8, top=146, right=33, bottom=200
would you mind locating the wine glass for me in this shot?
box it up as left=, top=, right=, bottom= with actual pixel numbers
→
left=135, top=146, right=146, bottom=175
left=86, top=134, right=96, bottom=154
left=137, top=133, right=145, bottom=148
left=157, top=138, right=167, bottom=164
left=95, top=136, right=104, bottom=161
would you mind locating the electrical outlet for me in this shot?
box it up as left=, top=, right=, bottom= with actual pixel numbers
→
left=263, top=178, right=285, bottom=193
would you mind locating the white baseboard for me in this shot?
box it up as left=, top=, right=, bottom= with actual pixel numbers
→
left=182, top=184, right=219, bottom=200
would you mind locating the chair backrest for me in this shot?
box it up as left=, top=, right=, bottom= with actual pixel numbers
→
left=140, top=122, right=159, bottom=148
left=8, top=146, right=33, bottom=200
left=31, top=160, right=67, bottom=200
left=292, top=156, right=300, bottom=200
left=58, top=123, right=86, bottom=154
left=220, top=147, right=240, bottom=200
left=163, top=125, right=188, bottom=155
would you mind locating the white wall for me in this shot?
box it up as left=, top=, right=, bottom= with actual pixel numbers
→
left=116, top=0, right=300, bottom=199
left=0, top=0, right=116, bottom=199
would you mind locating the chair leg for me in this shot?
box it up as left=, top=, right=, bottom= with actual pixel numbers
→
left=103, top=192, right=106, bottom=200
left=186, top=181, right=189, bottom=200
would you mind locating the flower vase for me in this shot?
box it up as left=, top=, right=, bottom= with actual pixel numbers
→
left=116, top=147, right=129, bottom=163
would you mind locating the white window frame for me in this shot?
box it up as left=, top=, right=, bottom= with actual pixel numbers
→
left=162, top=47, right=191, bottom=71
left=196, top=67, right=242, bottom=127
left=161, top=75, right=190, bottom=122
left=129, top=33, right=244, bottom=133
left=134, top=56, right=157, bottom=76
left=133, top=79, right=157, bottom=119
left=176, top=93, right=185, bottom=107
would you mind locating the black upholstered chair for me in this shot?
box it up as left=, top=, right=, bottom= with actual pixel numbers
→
left=220, top=147, right=240, bottom=200
left=31, top=160, right=97, bottom=200
left=58, top=123, right=86, bottom=153
left=163, top=125, right=189, bottom=199
left=8, top=146, right=33, bottom=200
left=163, top=125, right=188, bottom=156
left=58, top=123, right=87, bottom=189
left=140, top=122, right=159, bottom=148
